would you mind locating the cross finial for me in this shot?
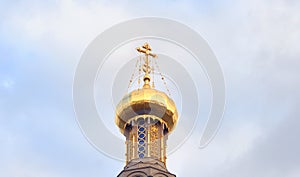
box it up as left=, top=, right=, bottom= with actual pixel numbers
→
left=136, top=43, right=157, bottom=88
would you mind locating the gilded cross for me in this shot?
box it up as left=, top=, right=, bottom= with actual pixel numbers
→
left=136, top=43, right=157, bottom=78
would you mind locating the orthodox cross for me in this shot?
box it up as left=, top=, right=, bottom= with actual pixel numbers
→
left=136, top=43, right=157, bottom=86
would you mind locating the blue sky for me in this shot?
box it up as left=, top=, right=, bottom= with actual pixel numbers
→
left=1, top=0, right=300, bottom=177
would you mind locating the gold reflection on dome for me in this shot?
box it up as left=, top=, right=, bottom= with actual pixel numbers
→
left=115, top=87, right=178, bottom=133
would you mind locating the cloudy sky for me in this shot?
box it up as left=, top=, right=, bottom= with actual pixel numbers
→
left=1, top=0, right=300, bottom=177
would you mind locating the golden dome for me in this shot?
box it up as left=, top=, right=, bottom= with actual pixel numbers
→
left=115, top=87, right=178, bottom=134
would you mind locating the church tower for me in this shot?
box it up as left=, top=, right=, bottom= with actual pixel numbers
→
left=115, top=43, right=178, bottom=177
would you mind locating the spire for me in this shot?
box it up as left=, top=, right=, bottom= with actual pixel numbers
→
left=115, top=43, right=178, bottom=176
left=136, top=43, right=157, bottom=88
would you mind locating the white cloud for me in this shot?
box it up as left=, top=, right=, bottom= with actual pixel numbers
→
left=1, top=0, right=300, bottom=177
left=2, top=78, right=15, bottom=89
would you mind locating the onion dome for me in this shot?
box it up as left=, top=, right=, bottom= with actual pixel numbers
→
left=115, top=86, right=178, bottom=134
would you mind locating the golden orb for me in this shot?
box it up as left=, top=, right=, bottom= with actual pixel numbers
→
left=115, top=86, right=178, bottom=134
